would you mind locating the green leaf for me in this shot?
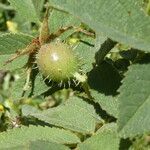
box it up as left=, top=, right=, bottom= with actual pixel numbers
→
left=49, top=9, right=80, bottom=33
left=12, top=13, right=31, bottom=33
left=0, top=141, right=70, bottom=150
left=48, top=9, right=80, bottom=41
left=0, top=33, right=33, bottom=54
left=28, top=141, right=70, bottom=150
left=8, top=0, right=39, bottom=23
left=0, top=58, right=51, bottom=101
left=0, top=126, right=80, bottom=148
left=9, top=72, right=50, bottom=100
left=22, top=97, right=101, bottom=134
left=10, top=72, right=26, bottom=101
left=49, top=0, right=150, bottom=52
left=0, top=3, right=13, bottom=10
left=95, top=38, right=117, bottom=65
left=75, top=35, right=106, bottom=72
left=118, top=63, right=150, bottom=138
left=22, top=105, right=40, bottom=116
left=32, top=0, right=45, bottom=19
left=91, top=90, right=118, bottom=118
left=75, top=38, right=95, bottom=73
left=0, top=145, right=25, bottom=150
left=78, top=123, right=120, bottom=150
left=31, top=73, right=50, bottom=96
left=0, top=54, right=27, bottom=71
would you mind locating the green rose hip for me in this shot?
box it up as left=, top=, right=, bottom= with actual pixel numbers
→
left=37, top=41, right=80, bottom=83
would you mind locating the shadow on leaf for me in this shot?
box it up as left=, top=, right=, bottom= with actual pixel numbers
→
left=88, top=61, right=122, bottom=96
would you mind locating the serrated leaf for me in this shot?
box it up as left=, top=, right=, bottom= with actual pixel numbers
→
left=48, top=10, right=80, bottom=41
left=0, top=140, right=70, bottom=150
left=29, top=141, right=70, bottom=150
left=50, top=0, right=150, bottom=52
left=49, top=9, right=80, bottom=34
left=96, top=123, right=118, bottom=133
left=8, top=0, right=39, bottom=23
left=0, top=125, right=80, bottom=148
left=13, top=13, right=31, bottom=33
left=32, top=0, right=45, bottom=19
left=22, top=105, right=40, bottom=116
left=75, top=35, right=106, bottom=72
left=0, top=54, right=27, bottom=71
left=0, top=61, right=49, bottom=101
left=0, top=145, right=26, bottom=150
left=118, top=64, right=150, bottom=138
left=22, top=97, right=101, bottom=134
left=10, top=72, right=27, bottom=101
left=10, top=72, right=49, bottom=101
left=91, top=90, right=118, bottom=118
left=0, top=33, right=33, bottom=54
left=95, top=38, right=117, bottom=65
left=78, top=123, right=119, bottom=150
left=31, top=73, right=50, bottom=96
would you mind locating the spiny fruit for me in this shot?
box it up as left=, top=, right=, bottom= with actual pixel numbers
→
left=36, top=41, right=81, bottom=83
